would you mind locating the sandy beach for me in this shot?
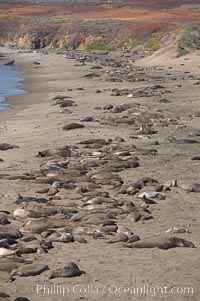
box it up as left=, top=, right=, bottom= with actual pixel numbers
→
left=0, top=47, right=200, bottom=301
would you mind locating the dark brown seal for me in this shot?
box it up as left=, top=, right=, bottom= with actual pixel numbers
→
left=0, top=143, right=19, bottom=151
left=4, top=60, right=15, bottom=66
left=49, top=262, right=85, bottom=279
left=62, top=123, right=84, bottom=131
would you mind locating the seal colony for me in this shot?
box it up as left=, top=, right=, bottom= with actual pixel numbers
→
left=0, top=47, right=199, bottom=301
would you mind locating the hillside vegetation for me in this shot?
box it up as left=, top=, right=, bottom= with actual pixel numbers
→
left=0, top=0, right=199, bottom=54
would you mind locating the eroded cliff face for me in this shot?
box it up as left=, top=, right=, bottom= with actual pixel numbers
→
left=0, top=15, right=108, bottom=50
left=0, top=17, right=114, bottom=49
left=0, top=16, right=172, bottom=51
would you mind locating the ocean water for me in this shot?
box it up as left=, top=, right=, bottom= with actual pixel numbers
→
left=0, top=65, right=26, bottom=111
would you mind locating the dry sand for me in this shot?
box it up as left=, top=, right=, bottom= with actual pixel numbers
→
left=0, top=47, right=200, bottom=301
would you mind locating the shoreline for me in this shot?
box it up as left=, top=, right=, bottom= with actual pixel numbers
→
left=0, top=49, right=31, bottom=122
left=0, top=47, right=55, bottom=123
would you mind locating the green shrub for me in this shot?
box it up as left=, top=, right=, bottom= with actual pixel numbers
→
left=144, top=38, right=159, bottom=50
left=130, top=40, right=139, bottom=47
left=178, top=47, right=189, bottom=56
left=87, top=40, right=116, bottom=51
left=177, top=26, right=200, bottom=50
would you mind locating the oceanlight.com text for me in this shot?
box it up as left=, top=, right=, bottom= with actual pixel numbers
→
left=25, top=283, right=194, bottom=297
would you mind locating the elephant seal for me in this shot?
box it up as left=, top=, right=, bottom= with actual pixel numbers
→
left=0, top=238, right=18, bottom=248
left=107, top=232, right=128, bottom=244
left=186, top=183, right=200, bottom=193
left=22, top=217, right=80, bottom=229
left=0, top=258, right=31, bottom=273
left=20, top=218, right=81, bottom=234
left=124, top=236, right=195, bottom=250
left=78, top=139, right=110, bottom=145
left=0, top=292, right=10, bottom=298
left=49, top=262, right=85, bottom=279
left=102, top=160, right=139, bottom=172
left=14, top=297, right=30, bottom=301
left=0, top=143, right=19, bottom=151
left=17, top=240, right=47, bottom=255
left=4, top=60, right=15, bottom=66
left=15, top=194, right=48, bottom=204
left=13, top=209, right=46, bottom=219
left=0, top=262, right=21, bottom=274
left=0, top=216, right=10, bottom=225
left=0, top=297, right=9, bottom=301
left=0, top=230, right=22, bottom=240
left=36, top=145, right=78, bottom=158
left=179, top=183, right=200, bottom=193
left=136, top=124, right=156, bottom=135
left=168, top=137, right=200, bottom=144
left=63, top=123, right=84, bottom=131
left=138, top=191, right=165, bottom=199
left=127, top=235, right=140, bottom=243
left=11, top=264, right=49, bottom=277
left=191, top=156, right=200, bottom=160
left=0, top=248, right=17, bottom=257
left=47, top=232, right=73, bottom=243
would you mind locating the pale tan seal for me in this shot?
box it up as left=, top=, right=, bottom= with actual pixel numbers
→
left=0, top=262, right=20, bottom=274
left=13, top=209, right=46, bottom=219
left=16, top=240, right=47, bottom=255
left=186, top=183, right=200, bottom=192
left=20, top=218, right=81, bottom=234
left=36, top=145, right=78, bottom=158
left=0, top=258, right=30, bottom=273
left=0, top=248, right=17, bottom=257
left=91, top=171, right=123, bottom=185
left=78, top=139, right=109, bottom=145
left=46, top=232, right=73, bottom=243
left=102, top=159, right=139, bottom=172
left=178, top=183, right=200, bottom=192
left=11, top=264, right=49, bottom=277
left=124, top=236, right=195, bottom=250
